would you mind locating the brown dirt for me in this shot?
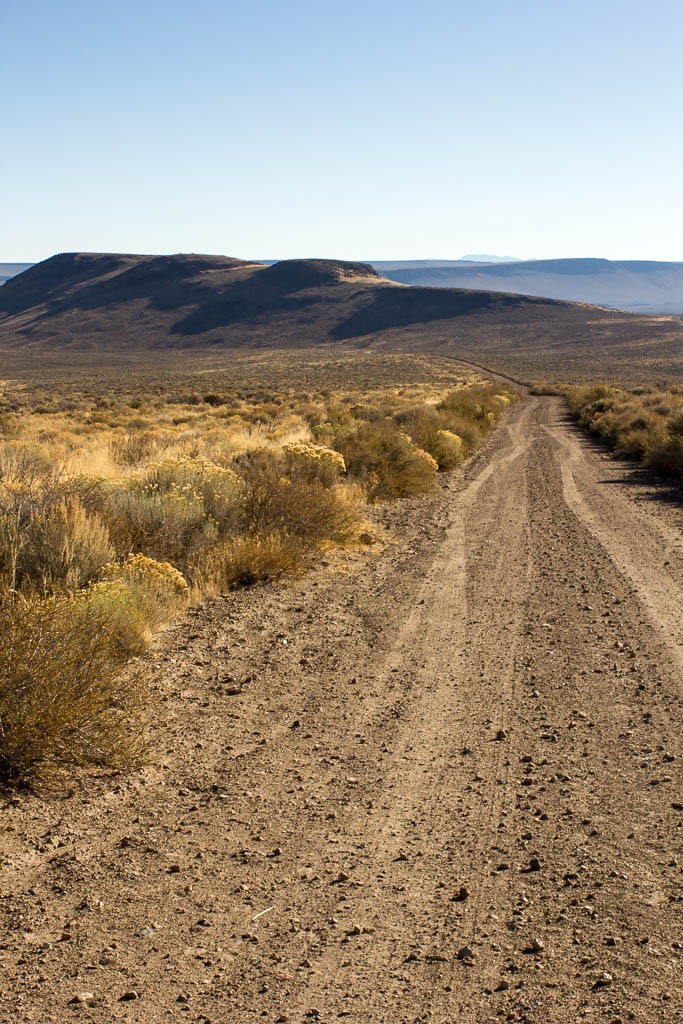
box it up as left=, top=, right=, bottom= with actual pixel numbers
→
left=2, top=397, right=683, bottom=1023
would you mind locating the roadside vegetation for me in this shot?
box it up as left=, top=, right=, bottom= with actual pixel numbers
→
left=0, top=366, right=516, bottom=784
left=567, top=384, right=683, bottom=481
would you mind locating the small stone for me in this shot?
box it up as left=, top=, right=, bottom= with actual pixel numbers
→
left=530, top=937, right=545, bottom=953
left=521, top=831, right=533, bottom=841
left=69, top=993, right=95, bottom=1006
left=452, top=884, right=470, bottom=901
left=528, top=857, right=542, bottom=872
left=119, top=990, right=140, bottom=1001
left=495, top=980, right=510, bottom=991
left=594, top=971, right=613, bottom=988
left=345, top=923, right=373, bottom=936
left=336, top=871, right=350, bottom=882
left=457, top=945, right=475, bottom=961
left=495, top=728, right=508, bottom=741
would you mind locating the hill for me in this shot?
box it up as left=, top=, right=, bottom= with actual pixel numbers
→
left=1, top=252, right=683, bottom=383
left=372, top=257, right=683, bottom=314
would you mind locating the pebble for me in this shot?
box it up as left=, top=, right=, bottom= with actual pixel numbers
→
left=119, top=991, right=140, bottom=1001
left=69, top=993, right=95, bottom=1006
left=457, top=945, right=475, bottom=961
left=528, top=857, right=542, bottom=871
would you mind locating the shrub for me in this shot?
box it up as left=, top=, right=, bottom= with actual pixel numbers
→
left=567, top=384, right=683, bottom=482
left=236, top=450, right=362, bottom=544
left=140, top=458, right=241, bottom=530
left=17, top=498, right=114, bottom=589
left=95, top=553, right=190, bottom=647
left=647, top=435, right=683, bottom=478
left=110, top=431, right=165, bottom=467
left=281, top=442, right=346, bottom=487
left=333, top=420, right=438, bottom=500
left=101, top=479, right=207, bottom=564
left=0, top=594, right=148, bottom=784
left=192, top=531, right=305, bottom=591
left=431, top=429, right=465, bottom=469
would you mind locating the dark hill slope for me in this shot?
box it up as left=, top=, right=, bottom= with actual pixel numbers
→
left=0, top=251, right=565, bottom=350
left=2, top=252, right=683, bottom=382
left=374, top=258, right=683, bottom=315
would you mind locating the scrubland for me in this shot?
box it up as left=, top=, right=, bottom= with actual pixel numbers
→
left=0, top=354, right=515, bottom=784
left=567, top=383, right=683, bottom=480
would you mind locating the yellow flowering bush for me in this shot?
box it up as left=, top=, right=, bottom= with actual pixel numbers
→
left=282, top=441, right=346, bottom=485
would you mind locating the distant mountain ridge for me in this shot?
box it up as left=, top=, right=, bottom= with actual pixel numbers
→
left=2, top=251, right=683, bottom=382
left=371, top=258, right=683, bottom=314
left=5, top=256, right=683, bottom=314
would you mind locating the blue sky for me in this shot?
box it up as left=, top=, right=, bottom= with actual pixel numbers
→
left=3, top=0, right=683, bottom=262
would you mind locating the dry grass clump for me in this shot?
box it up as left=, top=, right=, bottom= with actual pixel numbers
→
left=17, top=498, right=114, bottom=590
left=0, top=593, right=148, bottom=785
left=567, top=385, right=683, bottom=480
left=0, top=445, right=114, bottom=591
left=192, top=531, right=305, bottom=591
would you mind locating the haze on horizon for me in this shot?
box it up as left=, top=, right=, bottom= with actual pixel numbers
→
left=3, top=0, right=683, bottom=264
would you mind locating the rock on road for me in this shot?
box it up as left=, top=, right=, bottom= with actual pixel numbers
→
left=2, top=397, right=682, bottom=1024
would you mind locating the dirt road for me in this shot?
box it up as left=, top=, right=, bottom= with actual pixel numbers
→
left=2, top=397, right=682, bottom=1023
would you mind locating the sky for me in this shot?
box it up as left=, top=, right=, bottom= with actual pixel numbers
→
left=2, top=0, right=683, bottom=263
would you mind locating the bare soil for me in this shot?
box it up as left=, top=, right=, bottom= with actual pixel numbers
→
left=2, top=397, right=682, bottom=1023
